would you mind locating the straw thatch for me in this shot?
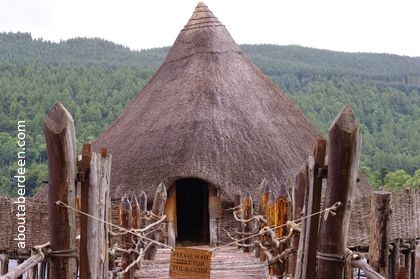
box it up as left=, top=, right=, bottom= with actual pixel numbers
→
left=93, top=2, right=371, bottom=200
left=0, top=197, right=49, bottom=251
left=348, top=189, right=420, bottom=247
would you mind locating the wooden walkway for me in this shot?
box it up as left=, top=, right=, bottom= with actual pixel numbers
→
left=136, top=246, right=269, bottom=278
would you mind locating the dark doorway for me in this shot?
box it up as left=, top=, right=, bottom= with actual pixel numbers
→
left=176, top=178, right=209, bottom=244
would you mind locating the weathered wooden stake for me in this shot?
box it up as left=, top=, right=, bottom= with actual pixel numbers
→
left=139, top=191, right=148, bottom=229
left=257, top=180, right=270, bottom=261
left=120, top=196, right=133, bottom=279
left=44, top=102, right=77, bottom=279
left=274, top=195, right=288, bottom=276
left=234, top=194, right=242, bottom=248
left=165, top=185, right=176, bottom=247
left=294, top=163, right=309, bottom=279
left=144, top=182, right=167, bottom=260
left=80, top=143, right=91, bottom=279
left=209, top=186, right=221, bottom=247
left=301, top=140, right=327, bottom=279
left=0, top=255, right=8, bottom=275
left=131, top=196, right=140, bottom=243
left=368, top=190, right=391, bottom=277
left=242, top=193, right=253, bottom=253
left=317, top=105, right=362, bottom=279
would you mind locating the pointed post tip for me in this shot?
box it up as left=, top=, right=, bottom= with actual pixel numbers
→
left=44, top=102, right=74, bottom=133
left=328, top=105, right=358, bottom=133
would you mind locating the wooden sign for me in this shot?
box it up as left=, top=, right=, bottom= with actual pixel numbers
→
left=169, top=247, right=212, bottom=278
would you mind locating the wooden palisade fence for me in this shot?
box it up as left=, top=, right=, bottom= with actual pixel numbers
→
left=230, top=106, right=387, bottom=279
left=0, top=103, right=169, bottom=279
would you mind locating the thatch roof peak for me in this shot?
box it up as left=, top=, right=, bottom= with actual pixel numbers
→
left=164, top=2, right=240, bottom=64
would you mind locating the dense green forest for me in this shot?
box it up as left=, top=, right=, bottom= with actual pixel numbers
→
left=0, top=32, right=419, bottom=195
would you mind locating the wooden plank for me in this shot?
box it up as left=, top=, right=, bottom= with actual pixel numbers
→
left=169, top=247, right=212, bottom=278
left=79, top=143, right=91, bottom=279
left=98, top=150, right=111, bottom=278
left=368, top=191, right=391, bottom=277
left=144, top=182, right=167, bottom=260
left=317, top=105, right=362, bottom=279
left=44, top=102, right=77, bottom=279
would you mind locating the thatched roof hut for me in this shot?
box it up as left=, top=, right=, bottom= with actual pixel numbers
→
left=94, top=2, right=370, bottom=201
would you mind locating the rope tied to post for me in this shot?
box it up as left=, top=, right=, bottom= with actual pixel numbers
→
left=55, top=200, right=175, bottom=250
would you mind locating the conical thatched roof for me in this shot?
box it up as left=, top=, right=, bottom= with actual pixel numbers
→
left=94, top=3, right=370, bottom=200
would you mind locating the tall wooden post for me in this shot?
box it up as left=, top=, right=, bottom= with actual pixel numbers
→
left=209, top=186, right=221, bottom=247
left=242, top=193, right=253, bottom=253
left=317, top=105, right=362, bottom=279
left=165, top=185, right=177, bottom=247
left=257, top=181, right=270, bottom=261
left=273, top=195, right=288, bottom=276
left=120, top=196, right=133, bottom=279
left=80, top=143, right=91, bottom=279
left=131, top=196, right=140, bottom=244
left=368, top=191, right=391, bottom=277
left=139, top=191, right=148, bottom=229
left=44, top=102, right=77, bottom=279
left=294, top=163, right=309, bottom=279
left=301, top=140, right=327, bottom=279
left=234, top=194, right=242, bottom=248
left=144, top=182, right=167, bottom=260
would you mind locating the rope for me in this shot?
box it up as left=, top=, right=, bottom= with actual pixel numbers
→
left=316, top=251, right=345, bottom=263
left=55, top=200, right=175, bottom=250
left=209, top=201, right=342, bottom=252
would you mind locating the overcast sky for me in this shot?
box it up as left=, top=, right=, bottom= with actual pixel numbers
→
left=1, top=0, right=419, bottom=57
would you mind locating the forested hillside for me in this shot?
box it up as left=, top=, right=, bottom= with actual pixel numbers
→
left=0, top=32, right=419, bottom=195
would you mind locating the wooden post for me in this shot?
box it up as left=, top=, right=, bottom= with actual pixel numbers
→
left=139, top=191, right=148, bottom=229
left=0, top=255, right=8, bottom=275
left=302, top=140, right=327, bottom=279
left=405, top=249, right=412, bottom=279
left=394, top=240, right=401, bottom=279
left=288, top=164, right=307, bottom=276
left=294, top=163, right=309, bottom=279
left=257, top=180, right=270, bottom=261
left=144, top=182, right=167, bottom=260
left=80, top=143, right=91, bottom=279
left=120, top=196, right=133, bottom=279
left=242, top=193, right=253, bottom=253
left=415, top=243, right=420, bottom=279
left=131, top=196, right=140, bottom=244
left=44, top=102, right=77, bottom=279
left=267, top=193, right=276, bottom=276
left=234, top=194, right=242, bottom=248
left=368, top=191, right=391, bottom=277
left=273, top=195, right=288, bottom=276
left=317, top=105, right=362, bottom=279
left=209, top=186, right=221, bottom=247
left=165, top=185, right=177, bottom=247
